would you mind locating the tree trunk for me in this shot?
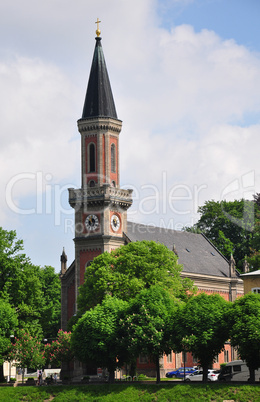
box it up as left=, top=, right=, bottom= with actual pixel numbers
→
left=129, top=361, right=136, bottom=378
left=156, top=356, right=160, bottom=384
left=202, top=364, right=208, bottom=382
left=249, top=367, right=255, bottom=383
left=0, top=364, right=4, bottom=382
left=108, top=369, right=115, bottom=383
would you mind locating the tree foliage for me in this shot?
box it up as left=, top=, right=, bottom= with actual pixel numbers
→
left=0, top=298, right=18, bottom=380
left=119, top=286, right=178, bottom=383
left=0, top=298, right=18, bottom=364
left=77, top=240, right=195, bottom=313
left=174, top=293, right=230, bottom=382
left=72, top=296, right=128, bottom=383
left=7, top=329, right=45, bottom=382
left=0, top=227, right=61, bottom=339
left=44, top=330, right=73, bottom=368
left=185, top=199, right=257, bottom=270
left=247, top=202, right=260, bottom=271
left=229, top=293, right=260, bottom=383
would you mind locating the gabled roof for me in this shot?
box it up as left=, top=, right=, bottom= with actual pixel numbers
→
left=82, top=37, right=118, bottom=119
left=126, top=221, right=231, bottom=278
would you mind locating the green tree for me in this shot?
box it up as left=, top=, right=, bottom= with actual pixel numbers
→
left=38, top=266, right=61, bottom=339
left=44, top=330, right=73, bottom=378
left=77, top=240, right=195, bottom=313
left=247, top=196, right=260, bottom=271
left=247, top=250, right=260, bottom=272
left=229, top=293, right=260, bottom=383
left=72, top=296, right=129, bottom=383
left=7, top=329, right=45, bottom=383
left=174, top=293, right=230, bottom=382
left=120, top=286, right=178, bottom=384
left=185, top=199, right=256, bottom=270
left=0, top=298, right=18, bottom=381
left=0, top=227, right=61, bottom=339
left=0, top=227, right=28, bottom=300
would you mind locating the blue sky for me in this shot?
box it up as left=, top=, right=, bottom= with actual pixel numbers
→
left=0, top=0, right=259, bottom=270
left=159, top=0, right=260, bottom=51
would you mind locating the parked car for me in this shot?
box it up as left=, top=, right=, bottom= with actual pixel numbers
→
left=218, top=360, right=260, bottom=381
left=185, top=369, right=219, bottom=381
left=166, top=367, right=197, bottom=378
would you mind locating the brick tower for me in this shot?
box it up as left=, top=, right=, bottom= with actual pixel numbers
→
left=60, top=23, right=132, bottom=329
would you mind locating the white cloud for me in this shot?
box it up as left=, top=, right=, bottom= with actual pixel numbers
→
left=0, top=56, right=80, bottom=225
left=0, top=0, right=260, bottom=267
left=118, top=24, right=260, bottom=228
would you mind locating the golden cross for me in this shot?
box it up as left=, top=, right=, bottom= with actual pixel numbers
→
left=95, top=18, right=101, bottom=36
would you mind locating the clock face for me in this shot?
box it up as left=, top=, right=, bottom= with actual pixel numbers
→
left=85, top=214, right=99, bottom=231
left=111, top=214, right=120, bottom=232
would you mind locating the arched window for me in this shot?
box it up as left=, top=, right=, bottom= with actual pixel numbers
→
left=111, top=143, right=116, bottom=173
left=252, top=287, right=260, bottom=294
left=89, top=180, right=96, bottom=187
left=89, top=143, right=96, bottom=172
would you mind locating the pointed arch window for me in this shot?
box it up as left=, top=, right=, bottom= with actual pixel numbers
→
left=111, top=143, right=116, bottom=173
left=88, top=143, right=96, bottom=172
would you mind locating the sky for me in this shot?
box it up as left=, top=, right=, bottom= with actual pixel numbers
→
left=1, top=0, right=260, bottom=271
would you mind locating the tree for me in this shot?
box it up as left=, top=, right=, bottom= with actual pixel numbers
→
left=0, top=227, right=28, bottom=301
left=119, top=286, right=178, bottom=383
left=174, top=293, right=230, bottom=382
left=0, top=227, right=61, bottom=339
left=7, top=329, right=45, bottom=383
left=44, top=330, right=73, bottom=378
left=229, top=293, right=260, bottom=383
left=184, top=199, right=256, bottom=270
left=72, top=296, right=129, bottom=383
left=37, top=266, right=61, bottom=339
left=247, top=198, right=260, bottom=271
left=0, top=298, right=18, bottom=381
left=77, top=240, right=195, bottom=313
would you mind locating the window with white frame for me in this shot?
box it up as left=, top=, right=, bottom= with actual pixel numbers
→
left=166, top=353, right=172, bottom=363
left=224, top=350, right=229, bottom=363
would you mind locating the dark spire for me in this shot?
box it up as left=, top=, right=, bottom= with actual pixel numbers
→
left=60, top=247, right=67, bottom=275
left=82, top=36, right=118, bottom=119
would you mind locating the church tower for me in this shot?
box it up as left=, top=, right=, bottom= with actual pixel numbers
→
left=61, top=21, right=132, bottom=328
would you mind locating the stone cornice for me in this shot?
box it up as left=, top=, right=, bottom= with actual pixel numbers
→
left=181, top=271, right=244, bottom=294
left=77, top=117, right=122, bottom=133
left=68, top=186, right=133, bottom=210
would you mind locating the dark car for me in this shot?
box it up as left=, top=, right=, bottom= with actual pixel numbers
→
left=166, top=367, right=197, bottom=378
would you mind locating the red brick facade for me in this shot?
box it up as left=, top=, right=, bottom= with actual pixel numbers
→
left=67, top=279, right=75, bottom=322
left=79, top=248, right=102, bottom=285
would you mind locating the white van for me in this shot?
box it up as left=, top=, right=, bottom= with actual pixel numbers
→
left=218, top=360, right=260, bottom=381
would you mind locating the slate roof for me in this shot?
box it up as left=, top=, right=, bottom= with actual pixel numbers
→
left=126, top=221, right=230, bottom=278
left=81, top=37, right=118, bottom=119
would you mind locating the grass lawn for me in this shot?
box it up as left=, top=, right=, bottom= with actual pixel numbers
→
left=0, top=382, right=259, bottom=401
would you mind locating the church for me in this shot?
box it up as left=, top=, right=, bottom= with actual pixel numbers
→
left=60, top=22, right=243, bottom=377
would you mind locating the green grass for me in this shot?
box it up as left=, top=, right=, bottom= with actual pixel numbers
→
left=0, top=382, right=260, bottom=401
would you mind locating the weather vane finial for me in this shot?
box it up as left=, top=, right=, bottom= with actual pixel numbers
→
left=95, top=18, right=101, bottom=37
